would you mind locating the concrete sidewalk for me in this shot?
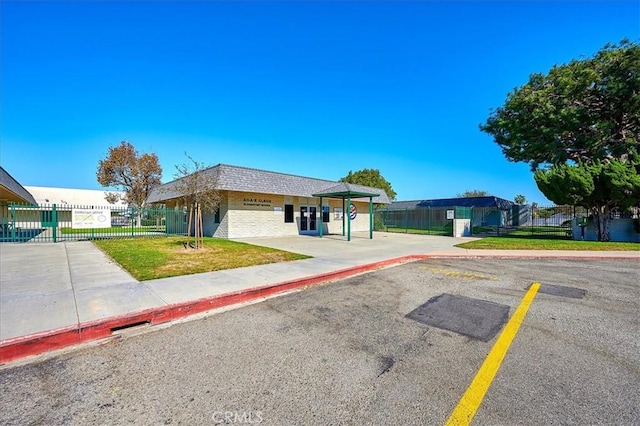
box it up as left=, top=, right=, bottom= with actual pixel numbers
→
left=1, top=232, right=639, bottom=363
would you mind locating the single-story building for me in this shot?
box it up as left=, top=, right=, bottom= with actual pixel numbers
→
left=147, top=164, right=391, bottom=239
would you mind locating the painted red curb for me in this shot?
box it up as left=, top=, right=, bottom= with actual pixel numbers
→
left=428, top=254, right=640, bottom=260
left=2, top=252, right=636, bottom=365
left=0, top=255, right=421, bottom=365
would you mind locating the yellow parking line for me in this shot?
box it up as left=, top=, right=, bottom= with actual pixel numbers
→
left=445, top=282, right=541, bottom=426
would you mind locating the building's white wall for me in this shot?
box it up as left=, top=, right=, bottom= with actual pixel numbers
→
left=572, top=218, right=640, bottom=242
left=25, top=186, right=128, bottom=207
left=226, top=192, right=290, bottom=238
left=219, top=191, right=374, bottom=239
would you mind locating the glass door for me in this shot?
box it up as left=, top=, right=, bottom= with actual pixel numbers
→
left=299, top=206, right=317, bottom=232
left=300, top=206, right=308, bottom=231
left=309, top=206, right=317, bottom=231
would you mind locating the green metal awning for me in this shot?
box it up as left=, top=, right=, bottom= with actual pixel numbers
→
left=312, top=183, right=381, bottom=241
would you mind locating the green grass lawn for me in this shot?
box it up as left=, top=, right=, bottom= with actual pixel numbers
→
left=456, top=237, right=639, bottom=251
left=384, top=227, right=451, bottom=237
left=471, top=226, right=496, bottom=234
left=61, top=226, right=165, bottom=234
left=472, top=226, right=572, bottom=238
left=504, top=226, right=571, bottom=237
left=93, top=237, right=311, bottom=280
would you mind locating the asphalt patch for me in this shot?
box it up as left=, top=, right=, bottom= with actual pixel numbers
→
left=529, top=283, right=586, bottom=299
left=406, top=294, right=510, bottom=342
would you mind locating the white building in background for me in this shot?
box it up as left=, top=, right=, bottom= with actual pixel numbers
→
left=24, top=186, right=128, bottom=207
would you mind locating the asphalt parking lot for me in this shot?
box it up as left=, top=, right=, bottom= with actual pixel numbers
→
left=1, top=258, right=638, bottom=425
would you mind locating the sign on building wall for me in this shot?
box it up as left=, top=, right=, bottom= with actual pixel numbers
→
left=72, top=208, right=111, bottom=229
left=334, top=208, right=343, bottom=219
left=241, top=197, right=273, bottom=210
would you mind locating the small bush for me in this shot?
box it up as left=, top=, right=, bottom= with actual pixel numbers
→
left=374, top=217, right=386, bottom=231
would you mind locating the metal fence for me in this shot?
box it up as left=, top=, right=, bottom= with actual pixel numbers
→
left=473, top=205, right=588, bottom=238
left=375, top=206, right=471, bottom=236
left=0, top=203, right=188, bottom=243
left=375, top=205, right=601, bottom=239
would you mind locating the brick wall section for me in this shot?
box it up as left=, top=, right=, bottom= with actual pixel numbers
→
left=210, top=190, right=374, bottom=239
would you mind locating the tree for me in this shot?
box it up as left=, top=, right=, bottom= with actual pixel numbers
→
left=514, top=194, right=527, bottom=204
left=481, top=40, right=640, bottom=240
left=481, top=40, right=640, bottom=170
left=535, top=160, right=640, bottom=240
left=339, top=169, right=397, bottom=200
left=171, top=154, right=221, bottom=250
left=97, top=141, right=162, bottom=224
left=456, top=190, right=489, bottom=198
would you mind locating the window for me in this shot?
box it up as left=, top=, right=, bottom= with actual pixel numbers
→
left=322, top=205, right=330, bottom=223
left=214, top=209, right=221, bottom=224
left=284, top=204, right=294, bottom=223
left=41, top=211, right=53, bottom=224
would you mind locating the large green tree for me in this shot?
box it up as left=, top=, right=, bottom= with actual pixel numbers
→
left=481, top=40, right=640, bottom=241
left=340, top=168, right=397, bottom=200
left=97, top=141, right=163, bottom=214
left=481, top=40, right=639, bottom=170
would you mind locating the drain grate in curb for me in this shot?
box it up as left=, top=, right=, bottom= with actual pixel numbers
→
left=529, top=283, right=586, bottom=299
left=406, top=294, right=510, bottom=342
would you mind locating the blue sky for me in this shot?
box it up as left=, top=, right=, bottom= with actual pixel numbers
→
left=1, top=1, right=638, bottom=204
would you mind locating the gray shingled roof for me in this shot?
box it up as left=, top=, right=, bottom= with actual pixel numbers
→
left=0, top=167, right=37, bottom=205
left=147, top=164, right=391, bottom=204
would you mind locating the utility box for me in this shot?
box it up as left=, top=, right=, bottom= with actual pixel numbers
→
left=453, top=219, right=471, bottom=237
left=451, top=207, right=472, bottom=237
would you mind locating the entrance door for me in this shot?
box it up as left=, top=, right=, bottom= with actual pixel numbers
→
left=300, top=206, right=317, bottom=232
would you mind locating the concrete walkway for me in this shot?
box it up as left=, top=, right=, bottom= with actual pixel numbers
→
left=1, top=232, right=638, bottom=363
